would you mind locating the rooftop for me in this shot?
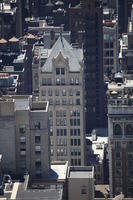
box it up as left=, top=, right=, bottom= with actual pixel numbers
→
left=41, top=36, right=83, bottom=73
left=50, top=161, right=68, bottom=181
left=68, top=166, right=94, bottom=179
left=86, top=135, right=108, bottom=162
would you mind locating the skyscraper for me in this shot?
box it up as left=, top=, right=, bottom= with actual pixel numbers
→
left=83, top=0, right=105, bottom=132
left=70, top=0, right=106, bottom=133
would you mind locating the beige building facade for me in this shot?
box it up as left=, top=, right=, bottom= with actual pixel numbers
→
left=68, top=166, right=94, bottom=200
left=33, top=36, right=85, bottom=166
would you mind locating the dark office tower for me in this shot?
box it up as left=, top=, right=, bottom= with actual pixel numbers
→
left=16, top=0, right=28, bottom=37
left=118, top=0, right=133, bottom=34
left=83, top=0, right=105, bottom=132
left=69, top=0, right=106, bottom=132
left=69, top=0, right=80, bottom=6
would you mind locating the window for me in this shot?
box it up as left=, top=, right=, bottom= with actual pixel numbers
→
left=81, top=188, right=87, bottom=194
left=56, top=78, right=60, bottom=85
left=41, top=90, right=46, bottom=96
left=75, top=78, right=79, bottom=85
left=50, top=127, right=53, bottom=136
left=77, top=119, right=80, bottom=126
left=62, top=89, right=66, bottom=96
left=61, top=78, right=65, bottom=85
left=51, top=149, right=53, bottom=156
left=76, top=99, right=80, bottom=105
left=34, top=122, right=41, bottom=130
left=48, top=89, right=52, bottom=96
left=19, top=125, right=26, bottom=134
left=55, top=89, right=59, bottom=96
left=56, top=68, right=60, bottom=75
left=35, top=161, right=41, bottom=168
left=76, top=90, right=80, bottom=96
left=20, top=137, right=26, bottom=143
left=70, top=78, right=74, bottom=85
left=61, top=68, right=65, bottom=75
left=35, top=145, right=41, bottom=154
left=115, top=152, right=121, bottom=159
left=113, top=124, right=122, bottom=136
left=55, top=99, right=60, bottom=105
left=62, top=99, right=67, bottom=105
left=35, top=136, right=41, bottom=143
left=78, top=139, right=81, bottom=146
left=125, top=124, right=133, bottom=135
left=115, top=161, right=121, bottom=168
left=69, top=89, right=73, bottom=96
left=20, top=148, right=26, bottom=156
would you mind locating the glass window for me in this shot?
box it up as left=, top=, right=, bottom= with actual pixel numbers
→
left=19, top=125, right=26, bottom=134
left=56, top=68, right=60, bottom=75
left=55, top=89, right=59, bottom=96
left=61, top=68, right=65, bottom=75
left=113, top=124, right=122, bottom=136
left=125, top=124, right=133, bottom=135
left=20, top=136, right=26, bottom=143
left=62, top=89, right=66, bottom=96
left=35, top=136, right=41, bottom=143
left=61, top=78, right=65, bottom=85
left=76, top=90, right=80, bottom=96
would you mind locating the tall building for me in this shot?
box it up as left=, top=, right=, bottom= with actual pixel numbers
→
left=120, top=6, right=133, bottom=79
left=33, top=36, right=86, bottom=166
left=103, top=20, right=117, bottom=80
left=118, top=0, right=133, bottom=35
left=69, top=0, right=106, bottom=132
left=108, top=79, right=133, bottom=197
left=0, top=2, right=17, bottom=39
left=83, top=0, right=105, bottom=132
left=0, top=95, right=50, bottom=179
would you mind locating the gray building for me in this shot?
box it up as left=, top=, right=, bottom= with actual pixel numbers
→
left=108, top=79, right=133, bottom=197
left=0, top=95, right=50, bottom=179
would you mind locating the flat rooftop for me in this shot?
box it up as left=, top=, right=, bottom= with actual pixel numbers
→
left=69, top=171, right=93, bottom=179
left=16, top=182, right=62, bottom=200
left=50, top=161, right=68, bottom=181
left=15, top=98, right=30, bottom=110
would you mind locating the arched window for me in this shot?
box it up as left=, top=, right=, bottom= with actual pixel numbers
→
left=113, top=124, right=122, bottom=136
left=125, top=124, right=133, bottom=135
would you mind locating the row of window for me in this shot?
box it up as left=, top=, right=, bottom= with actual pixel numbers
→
left=41, top=89, right=80, bottom=97
left=50, top=110, right=80, bottom=118
left=56, top=129, right=67, bottom=136
left=113, top=124, right=133, bottom=136
left=48, top=98, right=80, bottom=106
left=20, top=135, right=41, bottom=145
left=42, top=78, right=80, bottom=86
left=50, top=118, right=81, bottom=127
left=50, top=128, right=81, bottom=136
left=71, top=149, right=81, bottom=156
left=50, top=138, right=81, bottom=146
left=70, top=139, right=81, bottom=146
left=70, top=118, right=80, bottom=126
left=71, top=158, right=81, bottom=166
